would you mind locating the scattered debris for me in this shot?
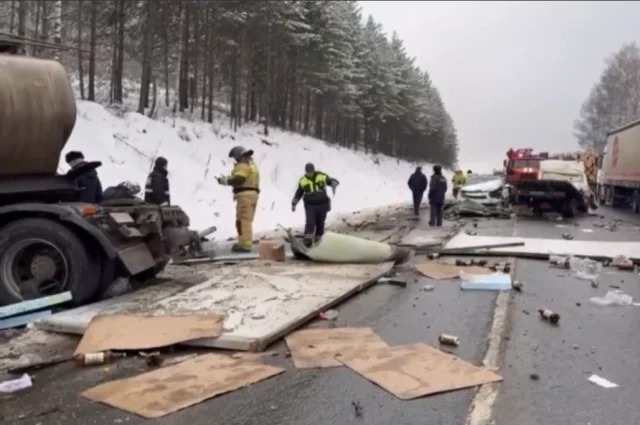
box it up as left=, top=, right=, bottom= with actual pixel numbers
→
left=74, top=313, right=224, bottom=355
left=81, top=354, right=285, bottom=418
left=569, top=257, right=602, bottom=281
left=75, top=351, right=127, bottom=366
left=285, top=328, right=388, bottom=369
left=422, top=284, right=435, bottom=292
left=549, top=255, right=570, bottom=268
left=7, top=355, right=73, bottom=375
left=336, top=343, right=501, bottom=399
left=460, top=271, right=512, bottom=291
left=591, top=281, right=599, bottom=288
left=587, top=374, right=618, bottom=388
left=0, top=373, right=33, bottom=393
left=538, top=308, right=560, bottom=325
left=438, top=333, right=460, bottom=347
left=529, top=373, right=540, bottom=381
left=611, top=255, right=634, bottom=271
left=561, top=233, right=574, bottom=240
left=512, top=281, right=523, bottom=292
left=589, top=290, right=634, bottom=307
left=378, top=277, right=408, bottom=288
left=140, top=351, right=164, bottom=368
left=415, top=260, right=492, bottom=280
left=0, top=291, right=72, bottom=330
left=319, top=310, right=339, bottom=320
left=351, top=400, right=363, bottom=417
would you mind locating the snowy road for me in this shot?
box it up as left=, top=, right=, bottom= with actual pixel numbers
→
left=1, top=206, right=638, bottom=425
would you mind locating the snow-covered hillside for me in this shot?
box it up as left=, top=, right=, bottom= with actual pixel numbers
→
left=62, top=101, right=423, bottom=238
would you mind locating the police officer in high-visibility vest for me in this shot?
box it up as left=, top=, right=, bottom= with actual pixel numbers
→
left=217, top=146, right=260, bottom=253
left=144, top=156, right=170, bottom=206
left=291, top=163, right=339, bottom=247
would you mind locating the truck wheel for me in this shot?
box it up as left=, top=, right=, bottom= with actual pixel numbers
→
left=562, top=199, right=578, bottom=218
left=0, top=218, right=101, bottom=306
left=604, top=186, right=613, bottom=206
left=633, top=191, right=640, bottom=214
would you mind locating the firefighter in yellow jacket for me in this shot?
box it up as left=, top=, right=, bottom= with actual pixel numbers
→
left=217, top=146, right=260, bottom=253
left=451, top=169, right=467, bottom=199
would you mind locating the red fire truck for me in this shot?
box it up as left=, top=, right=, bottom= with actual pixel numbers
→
left=504, top=148, right=549, bottom=184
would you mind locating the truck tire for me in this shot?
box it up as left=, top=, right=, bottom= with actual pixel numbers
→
left=562, top=198, right=578, bottom=218
left=632, top=191, right=640, bottom=214
left=0, top=218, right=101, bottom=306
left=604, top=186, right=613, bottom=206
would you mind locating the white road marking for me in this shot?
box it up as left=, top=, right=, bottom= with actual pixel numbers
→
left=466, top=220, right=518, bottom=425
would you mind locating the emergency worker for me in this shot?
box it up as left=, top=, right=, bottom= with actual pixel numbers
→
left=428, top=164, right=448, bottom=227
left=451, top=170, right=467, bottom=199
left=291, top=163, right=339, bottom=247
left=144, top=156, right=170, bottom=206
left=217, top=146, right=260, bottom=253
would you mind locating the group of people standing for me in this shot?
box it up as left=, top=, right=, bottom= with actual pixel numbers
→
left=407, top=166, right=473, bottom=226
left=67, top=146, right=470, bottom=254
left=65, top=151, right=171, bottom=207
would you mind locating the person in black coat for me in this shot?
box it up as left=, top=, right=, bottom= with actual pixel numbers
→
left=428, top=164, right=448, bottom=227
left=144, top=157, right=171, bottom=205
left=407, top=166, right=428, bottom=216
left=65, top=151, right=104, bottom=204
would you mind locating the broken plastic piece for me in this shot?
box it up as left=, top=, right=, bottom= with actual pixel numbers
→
left=589, top=290, right=634, bottom=307
left=459, top=271, right=511, bottom=291
left=0, top=374, right=32, bottom=393
left=587, top=374, right=618, bottom=388
left=569, top=257, right=602, bottom=281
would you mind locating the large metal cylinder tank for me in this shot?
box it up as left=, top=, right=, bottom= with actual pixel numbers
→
left=0, top=55, right=77, bottom=176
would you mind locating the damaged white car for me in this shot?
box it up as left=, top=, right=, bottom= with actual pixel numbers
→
left=460, top=177, right=506, bottom=206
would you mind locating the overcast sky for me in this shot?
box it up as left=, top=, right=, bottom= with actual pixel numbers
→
left=359, top=1, right=640, bottom=172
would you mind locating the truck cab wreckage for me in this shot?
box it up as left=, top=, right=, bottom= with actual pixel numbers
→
left=0, top=37, right=202, bottom=306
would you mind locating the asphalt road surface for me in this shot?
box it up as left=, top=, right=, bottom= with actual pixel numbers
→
left=1, top=205, right=639, bottom=425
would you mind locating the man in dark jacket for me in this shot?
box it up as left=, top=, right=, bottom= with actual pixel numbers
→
left=428, top=164, right=448, bottom=227
left=292, top=163, right=339, bottom=247
left=407, top=166, right=428, bottom=216
left=144, top=156, right=170, bottom=206
left=65, top=151, right=103, bottom=204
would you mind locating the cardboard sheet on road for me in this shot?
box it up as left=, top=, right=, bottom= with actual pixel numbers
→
left=74, top=313, right=224, bottom=355
left=445, top=232, right=640, bottom=261
left=415, top=261, right=492, bottom=280
left=338, top=343, right=502, bottom=400
left=82, top=353, right=284, bottom=418
left=285, top=327, right=389, bottom=369
left=36, top=261, right=394, bottom=352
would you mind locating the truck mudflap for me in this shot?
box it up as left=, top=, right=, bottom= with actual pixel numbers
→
left=0, top=202, right=118, bottom=258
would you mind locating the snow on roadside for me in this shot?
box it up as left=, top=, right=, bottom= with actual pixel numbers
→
left=63, top=101, right=428, bottom=239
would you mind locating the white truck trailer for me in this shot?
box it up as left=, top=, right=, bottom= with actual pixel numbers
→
left=598, top=119, right=640, bottom=212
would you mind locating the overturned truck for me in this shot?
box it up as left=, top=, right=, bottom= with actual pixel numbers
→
left=0, top=44, right=201, bottom=306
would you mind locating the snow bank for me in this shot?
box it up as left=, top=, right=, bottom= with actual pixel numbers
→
left=63, top=101, right=422, bottom=238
